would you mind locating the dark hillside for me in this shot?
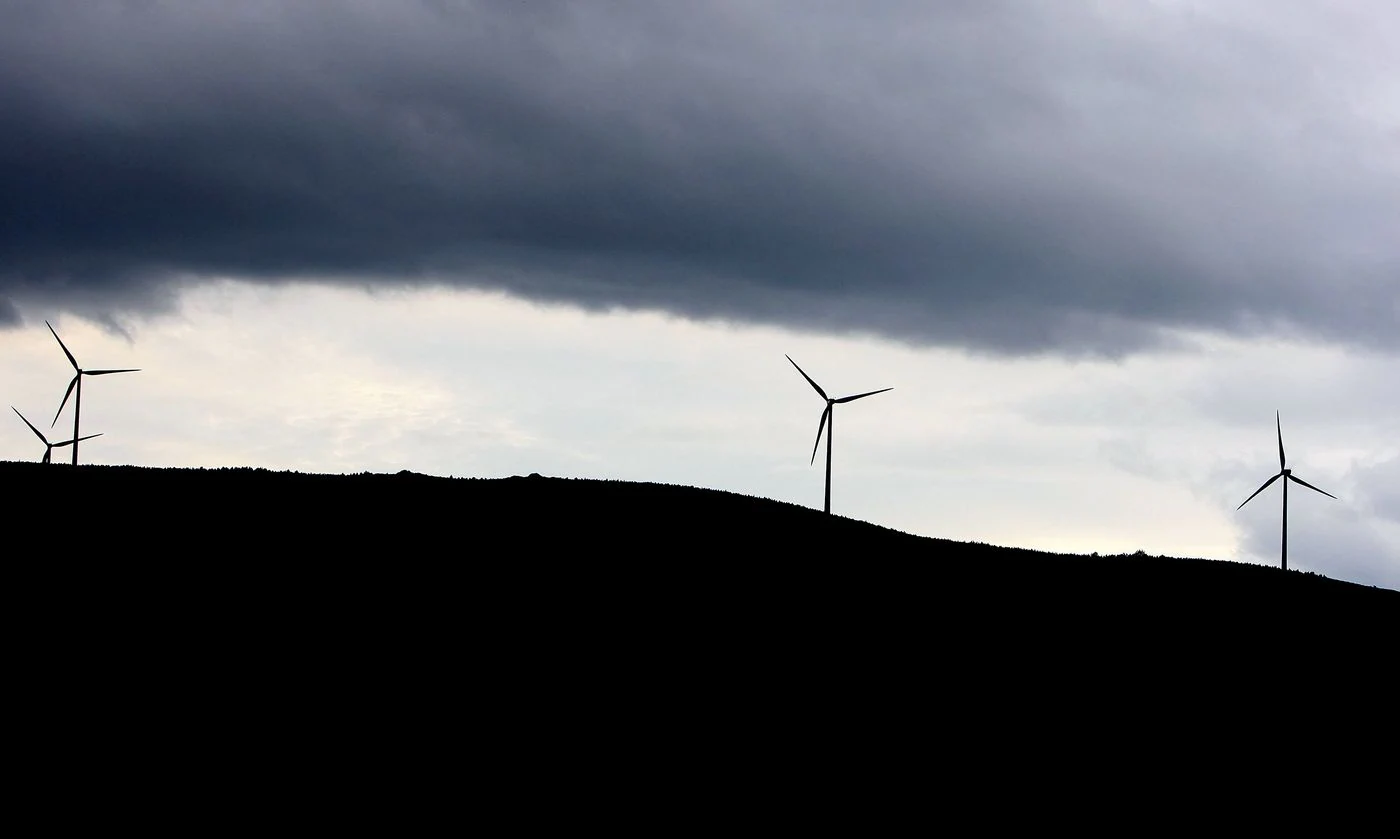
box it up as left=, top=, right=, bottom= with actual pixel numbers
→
left=10, top=461, right=1392, bottom=628
left=8, top=461, right=1394, bottom=816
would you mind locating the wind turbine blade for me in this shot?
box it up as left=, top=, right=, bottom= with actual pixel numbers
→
left=1288, top=474, right=1337, bottom=500
left=52, top=375, right=79, bottom=427
left=810, top=405, right=830, bottom=465
left=1237, top=472, right=1282, bottom=510
left=54, top=432, right=104, bottom=447
left=46, top=320, right=79, bottom=371
left=834, top=387, right=894, bottom=404
left=12, top=407, right=48, bottom=444
left=85, top=368, right=141, bottom=375
left=1276, top=410, right=1286, bottom=471
left=786, top=355, right=828, bottom=401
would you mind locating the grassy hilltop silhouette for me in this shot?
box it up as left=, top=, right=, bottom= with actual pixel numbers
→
left=11, top=460, right=1392, bottom=606
left=8, top=459, right=1394, bottom=819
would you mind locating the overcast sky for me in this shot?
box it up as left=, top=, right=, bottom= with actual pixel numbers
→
left=2, top=2, right=1396, bottom=589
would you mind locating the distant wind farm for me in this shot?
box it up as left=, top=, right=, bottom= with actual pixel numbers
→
left=4, top=7, right=1400, bottom=803
left=3, top=3, right=1399, bottom=590
left=1, top=319, right=1388, bottom=587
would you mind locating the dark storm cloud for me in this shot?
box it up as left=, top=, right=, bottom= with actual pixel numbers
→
left=2, top=1, right=1397, bottom=354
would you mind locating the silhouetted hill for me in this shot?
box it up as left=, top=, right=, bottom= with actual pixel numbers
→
left=8, top=461, right=1393, bottom=818
left=11, top=460, right=1392, bottom=629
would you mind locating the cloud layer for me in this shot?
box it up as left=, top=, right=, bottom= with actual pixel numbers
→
left=2, top=2, right=1398, bottom=354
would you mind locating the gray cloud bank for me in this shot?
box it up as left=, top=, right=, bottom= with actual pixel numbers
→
left=3, top=1, right=1397, bottom=354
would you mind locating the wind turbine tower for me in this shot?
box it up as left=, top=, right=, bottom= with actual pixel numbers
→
left=1237, top=411, right=1337, bottom=571
left=786, top=355, right=892, bottom=515
left=46, top=320, right=140, bottom=465
left=12, top=406, right=102, bottom=464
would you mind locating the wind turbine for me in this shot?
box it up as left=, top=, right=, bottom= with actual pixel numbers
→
left=1236, top=410, right=1337, bottom=571
left=12, top=406, right=102, bottom=464
left=46, top=320, right=140, bottom=466
left=786, top=355, right=892, bottom=515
